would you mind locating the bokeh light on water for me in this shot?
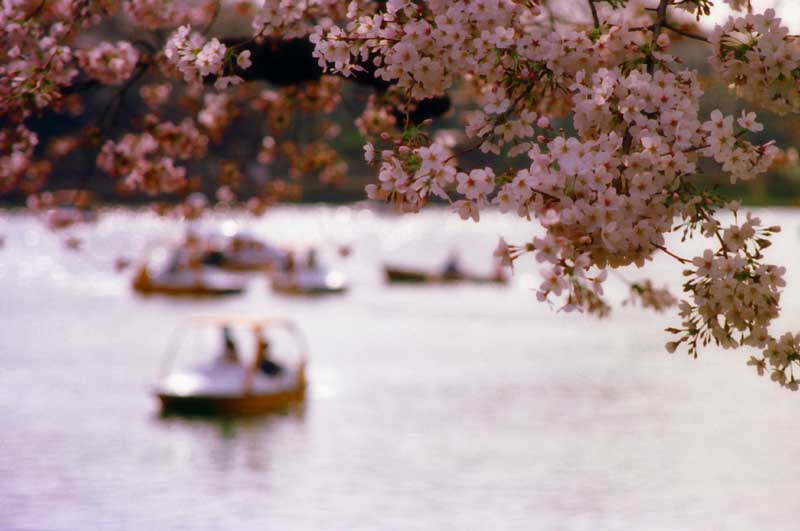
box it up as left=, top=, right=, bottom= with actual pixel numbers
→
left=2, top=206, right=800, bottom=530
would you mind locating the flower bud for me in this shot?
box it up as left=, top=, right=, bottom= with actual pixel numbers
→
left=665, top=341, right=680, bottom=353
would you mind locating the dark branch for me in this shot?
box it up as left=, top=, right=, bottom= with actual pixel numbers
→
left=228, top=37, right=324, bottom=86
left=225, top=36, right=450, bottom=125
left=588, top=0, right=600, bottom=29
left=662, top=21, right=710, bottom=43
left=58, top=36, right=451, bottom=127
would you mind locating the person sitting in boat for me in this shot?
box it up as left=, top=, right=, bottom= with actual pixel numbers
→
left=184, top=231, right=202, bottom=252
left=220, top=326, right=239, bottom=364
left=306, top=248, right=318, bottom=270
left=254, top=335, right=283, bottom=377
left=202, top=249, right=225, bottom=266
left=187, top=250, right=204, bottom=271
left=441, top=253, right=463, bottom=280
left=165, top=251, right=183, bottom=274
left=284, top=251, right=296, bottom=273
left=231, top=236, right=246, bottom=253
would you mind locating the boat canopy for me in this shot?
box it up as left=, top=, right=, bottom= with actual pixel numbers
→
left=157, top=314, right=308, bottom=380
left=184, top=314, right=302, bottom=330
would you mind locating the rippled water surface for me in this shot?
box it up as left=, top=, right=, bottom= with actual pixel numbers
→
left=2, top=206, right=800, bottom=530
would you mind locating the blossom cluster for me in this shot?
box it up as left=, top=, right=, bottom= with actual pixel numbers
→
left=76, top=41, right=140, bottom=85
left=669, top=214, right=784, bottom=347
left=139, top=83, right=172, bottom=107
left=96, top=115, right=208, bottom=195
left=666, top=211, right=792, bottom=384
left=164, top=25, right=250, bottom=90
left=0, top=124, right=38, bottom=194
left=3, top=0, right=800, bottom=389
left=752, top=333, right=800, bottom=390
left=124, top=0, right=212, bottom=29
left=366, top=61, right=777, bottom=313
left=710, top=9, right=800, bottom=115
left=312, top=0, right=651, bottom=105
left=0, top=16, right=77, bottom=119
left=198, top=93, right=238, bottom=139
left=625, top=280, right=677, bottom=313
left=321, top=0, right=794, bottom=387
left=253, top=0, right=348, bottom=40
left=1, top=0, right=124, bottom=118
left=355, top=96, right=398, bottom=137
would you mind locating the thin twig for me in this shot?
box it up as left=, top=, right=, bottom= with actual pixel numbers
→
left=202, top=0, right=221, bottom=34
left=662, top=21, right=710, bottom=43
left=587, top=0, right=600, bottom=29
left=655, top=243, right=691, bottom=264
left=648, top=0, right=670, bottom=75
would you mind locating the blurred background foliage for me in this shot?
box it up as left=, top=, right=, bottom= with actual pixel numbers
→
left=4, top=23, right=800, bottom=207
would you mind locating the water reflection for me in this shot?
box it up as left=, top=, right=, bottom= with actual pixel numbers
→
left=155, top=406, right=307, bottom=473
left=2, top=207, right=800, bottom=530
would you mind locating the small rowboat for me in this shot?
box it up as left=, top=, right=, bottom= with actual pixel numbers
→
left=155, top=316, right=308, bottom=416
left=132, top=249, right=246, bottom=296
left=132, top=265, right=245, bottom=296
left=383, top=265, right=508, bottom=285
left=157, top=363, right=306, bottom=415
left=384, top=266, right=429, bottom=283
left=270, top=267, right=348, bottom=295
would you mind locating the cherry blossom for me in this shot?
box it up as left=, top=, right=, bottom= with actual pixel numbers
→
left=710, top=9, right=800, bottom=115
left=76, top=41, right=139, bottom=85
left=3, top=0, right=800, bottom=388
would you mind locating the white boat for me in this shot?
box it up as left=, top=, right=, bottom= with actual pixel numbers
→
left=203, top=233, right=287, bottom=272
left=133, top=251, right=246, bottom=296
left=155, top=316, right=308, bottom=415
left=270, top=267, right=348, bottom=295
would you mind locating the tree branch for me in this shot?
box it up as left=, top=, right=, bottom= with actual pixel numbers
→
left=588, top=0, right=600, bottom=29
left=648, top=0, right=670, bottom=74
left=225, top=36, right=451, bottom=125
left=662, top=21, right=710, bottom=43
left=654, top=243, right=691, bottom=264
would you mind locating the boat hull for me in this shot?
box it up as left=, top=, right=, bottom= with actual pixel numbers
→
left=384, top=267, right=430, bottom=283
left=135, top=284, right=244, bottom=296
left=270, top=269, right=348, bottom=295
left=271, top=282, right=347, bottom=295
left=157, top=385, right=306, bottom=416
left=133, top=269, right=245, bottom=296
left=383, top=266, right=507, bottom=285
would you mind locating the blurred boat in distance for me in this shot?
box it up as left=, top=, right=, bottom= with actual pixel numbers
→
left=384, top=255, right=508, bottom=285
left=271, top=267, right=348, bottom=295
left=269, top=248, right=348, bottom=295
left=199, top=230, right=288, bottom=272
left=155, top=315, right=308, bottom=416
left=132, top=250, right=246, bottom=296
left=44, top=206, right=99, bottom=230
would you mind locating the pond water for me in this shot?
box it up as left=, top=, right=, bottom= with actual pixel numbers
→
left=1, top=206, right=799, bottom=530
